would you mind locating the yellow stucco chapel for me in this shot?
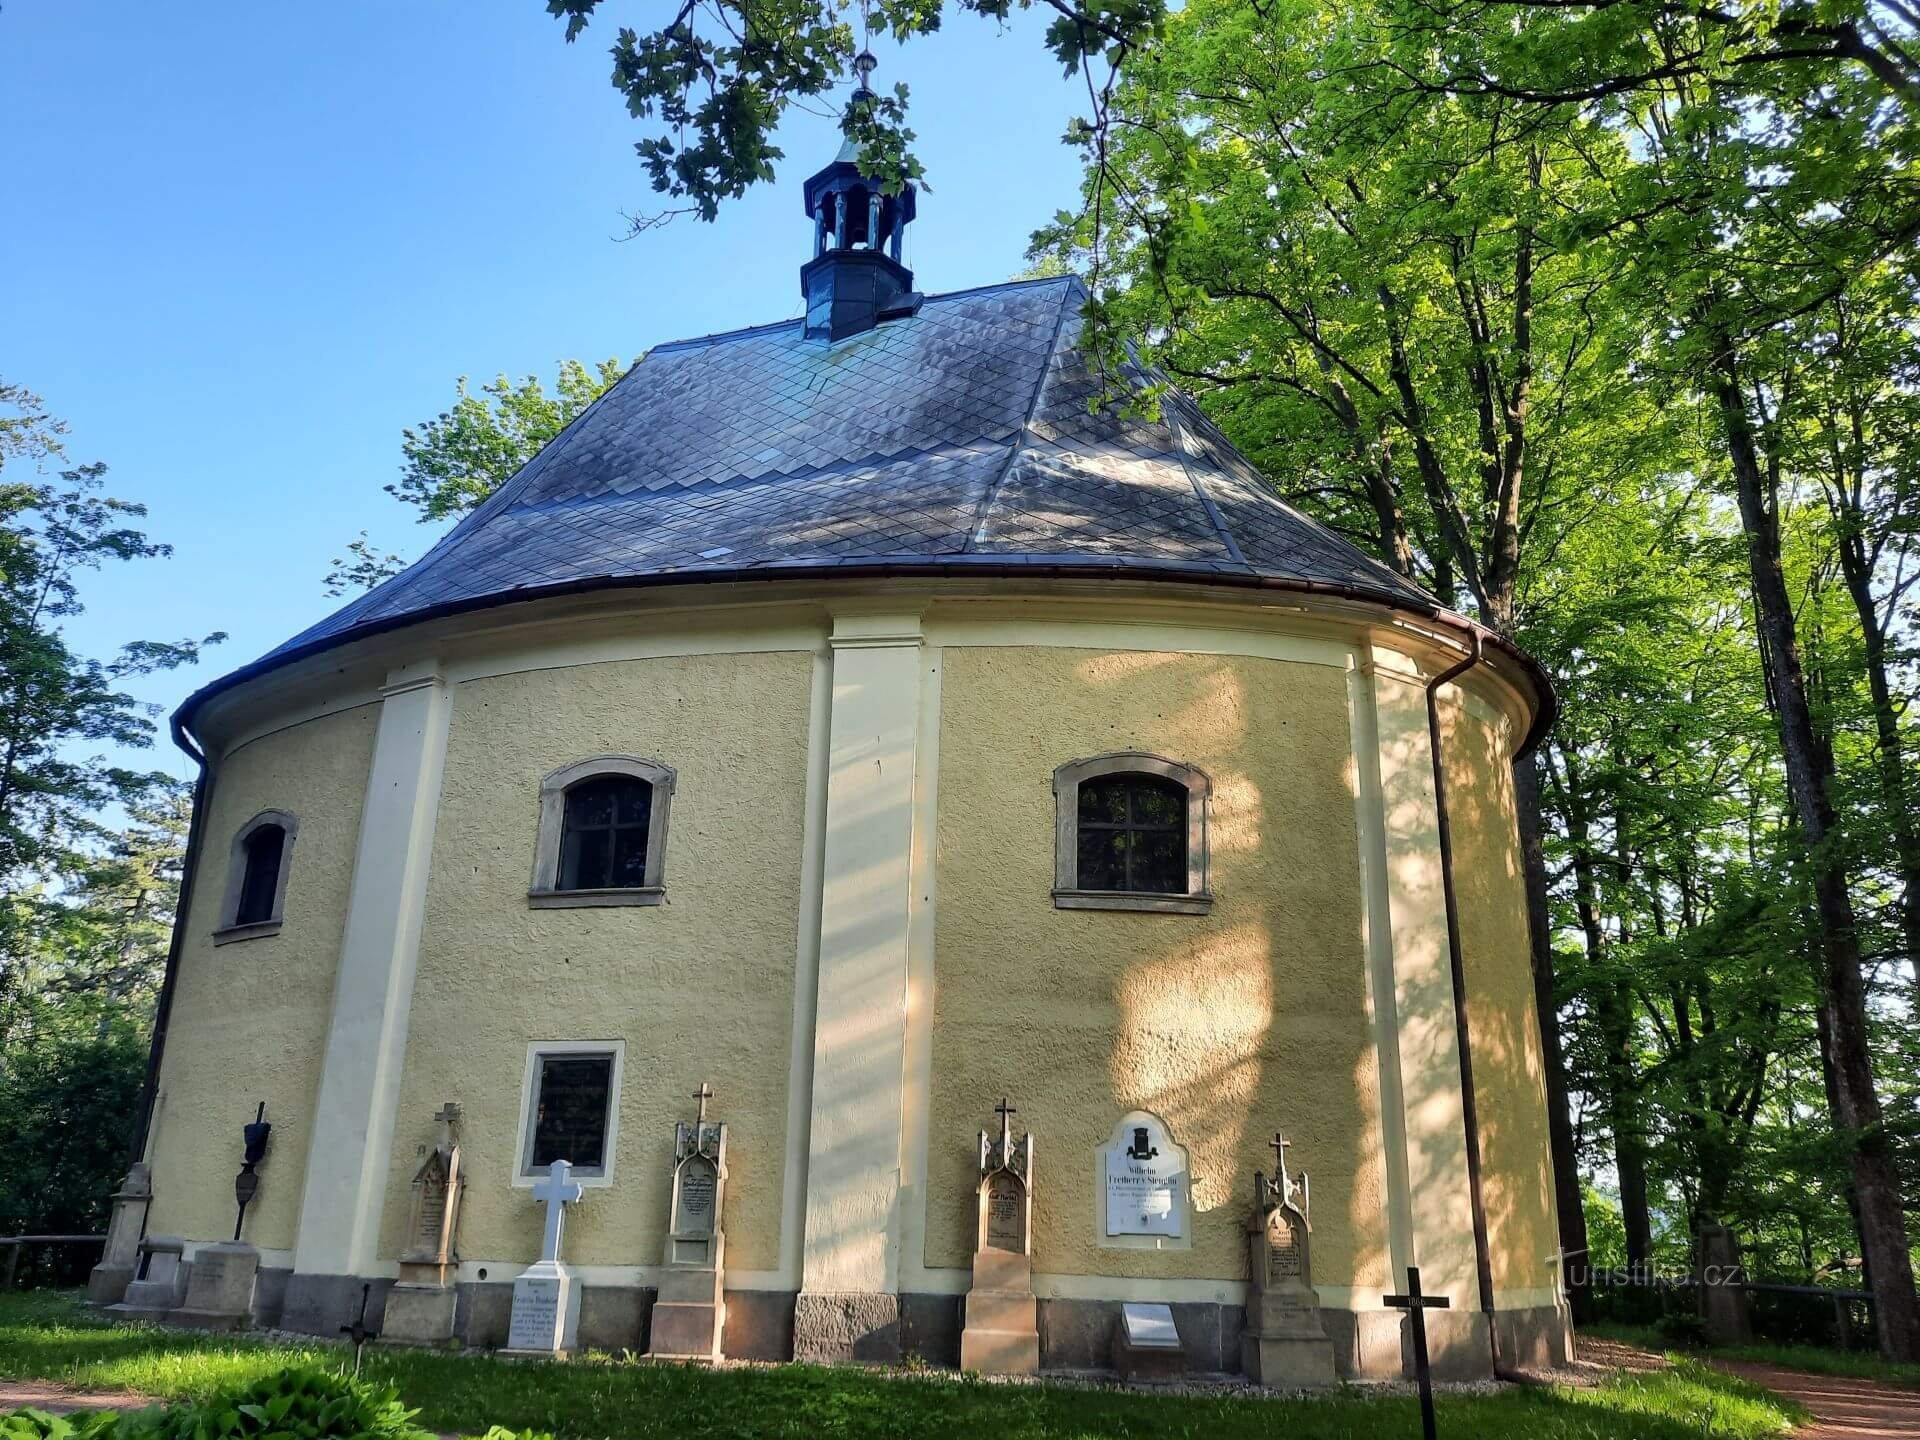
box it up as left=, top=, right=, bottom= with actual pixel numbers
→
left=87, top=118, right=1570, bottom=1380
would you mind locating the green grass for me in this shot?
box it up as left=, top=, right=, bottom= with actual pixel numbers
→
left=1587, top=1319, right=1920, bottom=1389
left=0, top=1292, right=1801, bottom=1439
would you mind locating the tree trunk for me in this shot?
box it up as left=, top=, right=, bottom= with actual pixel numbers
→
left=1711, top=337, right=1920, bottom=1360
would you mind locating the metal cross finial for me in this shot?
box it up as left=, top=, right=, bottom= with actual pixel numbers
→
left=994, top=1097, right=1017, bottom=1161
left=433, top=1101, right=462, bottom=1150
left=693, top=1082, right=714, bottom=1126
left=1270, top=1131, right=1291, bottom=1173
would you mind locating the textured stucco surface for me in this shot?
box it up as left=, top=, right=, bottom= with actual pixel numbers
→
left=377, top=650, right=813, bottom=1271
left=146, top=704, right=380, bottom=1248
left=1441, top=702, right=1557, bottom=1292
left=926, top=646, right=1389, bottom=1286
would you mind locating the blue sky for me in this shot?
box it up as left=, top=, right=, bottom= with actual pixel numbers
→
left=4, top=1, right=1085, bottom=780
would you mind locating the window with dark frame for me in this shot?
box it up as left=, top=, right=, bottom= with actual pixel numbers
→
left=234, top=824, right=287, bottom=927
left=557, top=776, right=653, bottom=891
left=1076, top=774, right=1189, bottom=895
left=528, top=1051, right=615, bottom=1173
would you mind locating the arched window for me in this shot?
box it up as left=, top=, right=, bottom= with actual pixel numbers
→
left=530, top=756, right=675, bottom=908
left=1053, top=754, right=1211, bottom=914
left=215, top=809, right=299, bottom=943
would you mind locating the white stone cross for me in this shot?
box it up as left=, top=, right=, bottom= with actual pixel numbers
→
left=531, top=1158, right=584, bottom=1263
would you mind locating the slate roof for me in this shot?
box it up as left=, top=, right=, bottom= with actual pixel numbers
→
left=188, top=274, right=1523, bottom=733
left=260, top=276, right=1434, bottom=673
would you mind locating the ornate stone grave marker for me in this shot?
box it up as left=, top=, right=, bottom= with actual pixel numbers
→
left=960, top=1097, right=1039, bottom=1375
left=383, top=1102, right=466, bottom=1346
left=1240, top=1130, right=1336, bottom=1387
left=1098, top=1111, right=1190, bottom=1248
left=502, top=1158, right=584, bottom=1357
left=87, top=1162, right=151, bottom=1307
left=108, top=1235, right=186, bottom=1322
left=647, top=1082, right=730, bottom=1362
left=169, top=1106, right=270, bottom=1329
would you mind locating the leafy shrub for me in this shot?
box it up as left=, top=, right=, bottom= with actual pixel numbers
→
left=3, top=1368, right=434, bottom=1440
left=0, top=1410, right=123, bottom=1440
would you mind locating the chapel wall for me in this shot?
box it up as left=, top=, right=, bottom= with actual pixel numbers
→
left=375, top=649, right=816, bottom=1274
left=923, top=643, right=1392, bottom=1290
left=144, top=702, right=380, bottom=1250
left=1439, top=699, right=1559, bottom=1297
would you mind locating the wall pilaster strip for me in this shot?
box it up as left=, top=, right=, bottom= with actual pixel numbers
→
left=291, top=661, right=452, bottom=1279
left=794, top=613, right=924, bottom=1360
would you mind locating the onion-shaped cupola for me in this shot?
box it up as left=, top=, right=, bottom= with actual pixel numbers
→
left=800, top=51, right=920, bottom=341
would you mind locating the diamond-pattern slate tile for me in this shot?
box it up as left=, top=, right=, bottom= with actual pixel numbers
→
left=261, top=274, right=1433, bottom=666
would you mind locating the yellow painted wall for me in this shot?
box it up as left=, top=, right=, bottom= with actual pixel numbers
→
left=927, top=646, right=1389, bottom=1286
left=1441, top=701, right=1557, bottom=1293
left=146, top=704, right=380, bottom=1249
left=377, top=650, right=814, bottom=1272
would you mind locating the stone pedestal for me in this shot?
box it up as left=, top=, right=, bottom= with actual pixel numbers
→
left=1242, top=1290, right=1338, bottom=1387
left=108, top=1236, right=186, bottom=1323
left=501, top=1259, right=581, bottom=1357
left=960, top=1249, right=1040, bottom=1375
left=649, top=1254, right=726, bottom=1360
left=1113, top=1302, right=1187, bottom=1383
left=382, top=1281, right=458, bottom=1347
left=167, top=1241, right=258, bottom=1330
left=86, top=1163, right=151, bottom=1307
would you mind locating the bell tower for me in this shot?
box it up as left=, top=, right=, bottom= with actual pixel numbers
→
left=800, top=51, right=919, bottom=341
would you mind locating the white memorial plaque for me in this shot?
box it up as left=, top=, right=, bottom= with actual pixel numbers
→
left=1121, top=1302, right=1183, bottom=1349
left=1101, top=1113, right=1190, bottom=1241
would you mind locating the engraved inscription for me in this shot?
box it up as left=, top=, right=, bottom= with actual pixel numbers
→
left=1269, top=1214, right=1303, bottom=1281
left=507, top=1276, right=562, bottom=1350
left=677, top=1157, right=717, bottom=1234
left=985, top=1170, right=1025, bottom=1251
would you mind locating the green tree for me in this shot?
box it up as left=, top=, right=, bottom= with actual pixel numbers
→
left=325, top=359, right=629, bottom=597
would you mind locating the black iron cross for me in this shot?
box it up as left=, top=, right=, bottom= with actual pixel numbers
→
left=1384, top=1266, right=1451, bottom=1440
left=340, top=1282, right=380, bottom=1376
left=692, top=1082, right=714, bottom=1126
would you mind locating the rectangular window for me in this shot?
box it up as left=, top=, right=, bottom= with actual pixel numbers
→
left=517, top=1045, right=623, bottom=1182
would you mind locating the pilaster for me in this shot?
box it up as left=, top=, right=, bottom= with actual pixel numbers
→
left=794, top=613, right=924, bottom=1362
left=286, top=661, right=451, bottom=1326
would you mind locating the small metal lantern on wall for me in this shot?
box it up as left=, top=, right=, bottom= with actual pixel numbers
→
left=233, top=1102, right=271, bottom=1241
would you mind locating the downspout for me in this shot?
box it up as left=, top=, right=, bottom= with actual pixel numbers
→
left=1425, top=628, right=1521, bottom=1380
left=126, top=715, right=210, bottom=1166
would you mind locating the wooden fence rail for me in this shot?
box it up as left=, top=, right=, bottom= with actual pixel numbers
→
left=0, top=1235, right=106, bottom=1290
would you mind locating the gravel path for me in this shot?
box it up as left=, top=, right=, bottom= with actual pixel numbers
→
left=1709, top=1361, right=1920, bottom=1438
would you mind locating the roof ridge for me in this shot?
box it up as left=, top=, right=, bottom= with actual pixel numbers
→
left=961, top=276, right=1080, bottom=552
left=1143, top=349, right=1248, bottom=569
left=648, top=274, right=1081, bottom=356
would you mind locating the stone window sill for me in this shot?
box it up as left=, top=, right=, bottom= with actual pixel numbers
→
left=212, top=920, right=283, bottom=945
left=1052, top=889, right=1212, bottom=916
left=527, top=886, right=666, bottom=910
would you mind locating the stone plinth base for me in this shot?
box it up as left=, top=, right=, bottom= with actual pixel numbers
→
left=793, top=1290, right=901, bottom=1364
left=960, top=1250, right=1039, bottom=1376
left=108, top=1237, right=187, bottom=1324
left=648, top=1265, right=725, bottom=1361
left=167, top=1242, right=258, bottom=1330
left=382, top=1283, right=457, bottom=1347
left=500, top=1260, right=580, bottom=1358
left=1242, top=1288, right=1336, bottom=1388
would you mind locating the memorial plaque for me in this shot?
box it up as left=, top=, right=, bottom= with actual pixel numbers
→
left=985, top=1170, right=1025, bottom=1251
left=1121, top=1302, right=1182, bottom=1349
left=414, top=1163, right=449, bottom=1252
left=1269, top=1212, right=1303, bottom=1282
left=507, top=1272, right=564, bottom=1351
left=677, top=1155, right=717, bottom=1235
left=1101, top=1114, right=1189, bottom=1240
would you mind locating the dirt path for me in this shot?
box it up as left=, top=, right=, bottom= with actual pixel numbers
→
left=1710, top=1360, right=1920, bottom=1438
left=0, top=1380, right=151, bottom=1415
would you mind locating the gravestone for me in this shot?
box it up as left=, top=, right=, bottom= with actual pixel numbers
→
left=647, top=1083, right=730, bottom=1362
left=1240, top=1131, right=1336, bottom=1387
left=87, top=1162, right=152, bottom=1306
left=501, top=1158, right=584, bottom=1357
left=109, top=1235, right=187, bottom=1322
left=1112, top=1301, right=1187, bottom=1383
left=168, top=1241, right=259, bottom=1330
left=960, top=1098, right=1040, bottom=1375
left=1098, top=1112, right=1190, bottom=1248
left=383, top=1102, right=466, bottom=1346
